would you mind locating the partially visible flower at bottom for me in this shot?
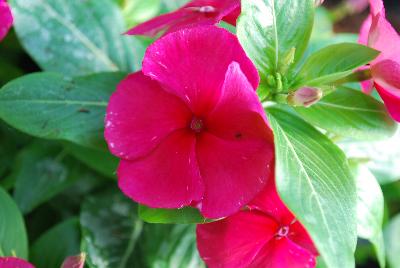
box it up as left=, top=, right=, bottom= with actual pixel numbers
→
left=0, top=0, right=13, bottom=42
left=0, top=257, right=35, bottom=268
left=196, top=172, right=318, bottom=268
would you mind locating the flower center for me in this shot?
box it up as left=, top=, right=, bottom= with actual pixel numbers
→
left=190, top=117, right=204, bottom=133
left=277, top=226, right=289, bottom=238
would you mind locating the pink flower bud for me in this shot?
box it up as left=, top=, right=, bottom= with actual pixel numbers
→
left=288, top=87, right=323, bottom=107
left=61, top=253, right=86, bottom=268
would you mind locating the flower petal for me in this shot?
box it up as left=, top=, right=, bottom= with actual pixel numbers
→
left=126, top=10, right=191, bottom=37
left=0, top=0, right=13, bottom=41
left=118, top=130, right=204, bottom=208
left=196, top=211, right=278, bottom=268
left=0, top=257, right=35, bottom=268
left=249, top=237, right=317, bottom=268
left=375, top=82, right=400, bottom=122
left=248, top=175, right=294, bottom=225
left=196, top=132, right=274, bottom=218
left=368, top=0, right=385, bottom=16
left=222, top=6, right=240, bottom=25
left=195, top=63, right=273, bottom=218
left=372, top=59, right=400, bottom=89
left=126, top=0, right=240, bottom=37
left=142, top=26, right=259, bottom=115
left=368, top=13, right=400, bottom=64
left=359, top=15, right=371, bottom=46
left=289, top=220, right=319, bottom=256
left=105, top=72, right=191, bottom=160
left=205, top=62, right=271, bottom=140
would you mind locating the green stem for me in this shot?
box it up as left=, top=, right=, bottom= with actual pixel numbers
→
left=333, top=69, right=372, bottom=85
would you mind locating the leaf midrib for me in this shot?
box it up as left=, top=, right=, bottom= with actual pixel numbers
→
left=0, top=99, right=107, bottom=107
left=316, top=102, right=384, bottom=114
left=271, top=116, right=336, bottom=261
left=36, top=0, right=119, bottom=71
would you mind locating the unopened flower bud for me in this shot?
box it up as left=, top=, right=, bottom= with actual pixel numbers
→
left=287, top=87, right=323, bottom=107
left=61, top=253, right=86, bottom=268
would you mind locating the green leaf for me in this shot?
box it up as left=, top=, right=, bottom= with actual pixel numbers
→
left=139, top=205, right=211, bottom=224
left=138, top=224, right=205, bottom=268
left=9, top=0, right=145, bottom=75
left=351, top=162, right=385, bottom=268
left=0, top=72, right=125, bottom=150
left=266, top=107, right=357, bottom=268
left=302, top=7, right=358, bottom=62
left=0, top=187, right=28, bottom=258
left=237, top=0, right=314, bottom=77
left=30, top=218, right=81, bottom=268
left=295, top=87, right=397, bottom=140
left=295, top=43, right=379, bottom=87
left=12, top=141, right=91, bottom=214
left=65, top=142, right=118, bottom=179
left=339, top=125, right=400, bottom=184
left=80, top=187, right=143, bottom=268
left=384, top=214, right=400, bottom=268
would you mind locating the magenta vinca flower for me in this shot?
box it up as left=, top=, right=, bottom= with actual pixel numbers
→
left=196, top=172, right=318, bottom=268
left=359, top=0, right=400, bottom=122
left=105, top=26, right=274, bottom=219
left=0, top=257, right=35, bottom=268
left=0, top=0, right=13, bottom=41
left=126, top=0, right=240, bottom=37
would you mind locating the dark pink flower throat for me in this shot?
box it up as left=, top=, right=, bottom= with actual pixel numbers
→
left=190, top=116, right=204, bottom=133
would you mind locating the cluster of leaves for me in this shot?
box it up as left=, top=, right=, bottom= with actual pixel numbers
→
left=0, top=0, right=400, bottom=268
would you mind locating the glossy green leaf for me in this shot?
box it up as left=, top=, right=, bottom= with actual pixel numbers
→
left=0, top=72, right=125, bottom=150
left=80, top=187, right=143, bottom=268
left=139, top=205, right=211, bottom=224
left=302, top=7, right=358, bottom=62
left=295, top=43, right=379, bottom=87
left=12, top=141, right=92, bottom=214
left=339, top=125, right=400, bottom=184
left=295, top=87, right=397, bottom=140
left=30, top=218, right=81, bottom=268
left=384, top=214, right=400, bottom=268
left=138, top=224, right=205, bottom=268
left=266, top=107, right=357, bottom=268
left=237, top=0, right=314, bottom=77
left=351, top=162, right=385, bottom=268
left=0, top=187, right=28, bottom=258
left=65, top=142, right=118, bottom=179
left=9, top=0, right=145, bottom=75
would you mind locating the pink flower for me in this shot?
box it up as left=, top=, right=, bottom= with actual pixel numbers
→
left=126, top=0, right=240, bottom=37
left=0, top=257, right=35, bottom=268
left=196, top=172, right=318, bottom=268
left=0, top=0, right=13, bottom=41
left=359, top=0, right=400, bottom=122
left=105, top=26, right=274, bottom=219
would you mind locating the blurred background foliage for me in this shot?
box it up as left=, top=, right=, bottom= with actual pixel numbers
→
left=0, top=0, right=399, bottom=267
